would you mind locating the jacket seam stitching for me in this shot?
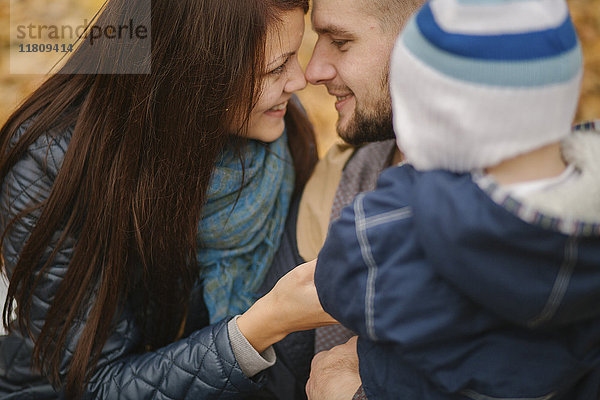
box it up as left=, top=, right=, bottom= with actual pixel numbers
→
left=527, top=237, right=578, bottom=327
left=460, top=388, right=555, bottom=400
left=354, top=193, right=378, bottom=341
left=363, top=207, right=413, bottom=230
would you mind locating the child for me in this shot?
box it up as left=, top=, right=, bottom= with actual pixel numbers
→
left=314, top=0, right=600, bottom=398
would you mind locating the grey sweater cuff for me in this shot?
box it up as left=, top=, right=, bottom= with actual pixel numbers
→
left=228, top=316, right=276, bottom=377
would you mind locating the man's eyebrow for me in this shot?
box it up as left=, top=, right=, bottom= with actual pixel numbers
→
left=314, top=24, right=353, bottom=37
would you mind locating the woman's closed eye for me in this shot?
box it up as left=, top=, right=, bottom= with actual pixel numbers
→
left=269, top=56, right=291, bottom=75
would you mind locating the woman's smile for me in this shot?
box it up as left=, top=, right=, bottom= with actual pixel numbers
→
left=264, top=101, right=288, bottom=118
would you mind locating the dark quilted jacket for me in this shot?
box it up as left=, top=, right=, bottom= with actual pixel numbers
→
left=0, top=122, right=267, bottom=399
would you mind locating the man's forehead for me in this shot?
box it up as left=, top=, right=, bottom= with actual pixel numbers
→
left=312, top=0, right=361, bottom=10
left=311, top=0, right=367, bottom=32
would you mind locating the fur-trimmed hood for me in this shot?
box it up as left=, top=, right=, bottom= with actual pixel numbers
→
left=515, top=128, right=600, bottom=225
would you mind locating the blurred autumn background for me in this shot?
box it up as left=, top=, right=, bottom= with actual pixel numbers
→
left=0, top=0, right=599, bottom=156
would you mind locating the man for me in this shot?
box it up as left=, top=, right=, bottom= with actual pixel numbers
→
left=298, top=0, right=422, bottom=265
left=257, top=1, right=422, bottom=398
left=300, top=0, right=423, bottom=398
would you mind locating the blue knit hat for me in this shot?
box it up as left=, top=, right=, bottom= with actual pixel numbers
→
left=390, top=0, right=583, bottom=172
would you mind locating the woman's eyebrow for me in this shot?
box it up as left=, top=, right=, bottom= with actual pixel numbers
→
left=267, top=51, right=295, bottom=68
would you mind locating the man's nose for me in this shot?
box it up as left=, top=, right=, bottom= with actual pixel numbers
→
left=305, top=42, right=336, bottom=85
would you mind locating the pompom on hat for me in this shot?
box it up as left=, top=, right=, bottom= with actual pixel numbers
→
left=390, top=0, right=583, bottom=173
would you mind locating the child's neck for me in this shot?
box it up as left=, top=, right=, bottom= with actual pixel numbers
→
left=484, top=142, right=566, bottom=186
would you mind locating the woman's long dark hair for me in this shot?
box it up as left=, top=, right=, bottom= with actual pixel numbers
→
left=0, top=0, right=314, bottom=397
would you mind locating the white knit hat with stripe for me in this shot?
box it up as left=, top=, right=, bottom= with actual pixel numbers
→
left=390, top=0, right=583, bottom=173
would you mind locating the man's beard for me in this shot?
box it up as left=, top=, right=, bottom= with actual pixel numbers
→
left=337, top=70, right=395, bottom=146
left=338, top=101, right=395, bottom=146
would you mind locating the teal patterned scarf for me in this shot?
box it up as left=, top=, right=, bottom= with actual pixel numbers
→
left=198, top=131, right=294, bottom=323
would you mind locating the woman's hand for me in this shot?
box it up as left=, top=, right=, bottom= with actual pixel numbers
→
left=269, top=258, right=338, bottom=333
left=237, top=259, right=337, bottom=353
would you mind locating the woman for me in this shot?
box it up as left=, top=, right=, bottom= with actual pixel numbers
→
left=0, top=0, right=334, bottom=398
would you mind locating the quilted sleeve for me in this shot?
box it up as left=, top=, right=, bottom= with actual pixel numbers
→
left=0, top=125, right=263, bottom=399
left=86, top=320, right=263, bottom=399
